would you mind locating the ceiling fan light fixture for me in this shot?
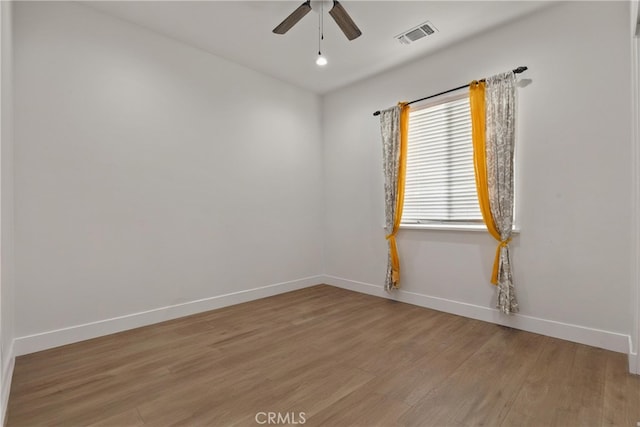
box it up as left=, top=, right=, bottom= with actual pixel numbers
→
left=316, top=54, right=328, bottom=66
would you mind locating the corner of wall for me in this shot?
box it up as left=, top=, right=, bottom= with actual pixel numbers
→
left=631, top=0, right=640, bottom=376
left=629, top=337, right=638, bottom=374
left=318, top=92, right=328, bottom=279
left=1, top=340, right=14, bottom=426
left=0, top=0, right=16, bottom=419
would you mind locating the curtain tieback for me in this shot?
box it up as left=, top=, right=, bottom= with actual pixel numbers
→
left=385, top=232, right=400, bottom=287
left=491, top=238, right=512, bottom=285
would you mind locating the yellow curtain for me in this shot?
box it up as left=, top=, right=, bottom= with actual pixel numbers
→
left=386, top=102, right=410, bottom=288
left=469, top=82, right=503, bottom=285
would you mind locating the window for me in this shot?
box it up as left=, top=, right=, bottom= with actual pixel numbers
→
left=402, top=94, right=483, bottom=226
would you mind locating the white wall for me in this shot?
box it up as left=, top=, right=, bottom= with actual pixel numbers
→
left=323, top=1, right=633, bottom=352
left=631, top=0, right=640, bottom=373
left=10, top=0, right=637, bottom=369
left=13, top=1, right=324, bottom=352
left=0, top=0, right=14, bottom=421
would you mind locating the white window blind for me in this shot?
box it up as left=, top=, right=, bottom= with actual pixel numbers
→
left=402, top=94, right=483, bottom=224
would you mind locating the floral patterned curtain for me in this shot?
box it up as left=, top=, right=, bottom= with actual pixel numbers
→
left=379, top=103, right=408, bottom=290
left=486, top=72, right=518, bottom=314
left=471, top=72, right=519, bottom=314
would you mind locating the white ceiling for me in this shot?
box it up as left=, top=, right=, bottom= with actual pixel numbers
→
left=84, top=1, right=550, bottom=94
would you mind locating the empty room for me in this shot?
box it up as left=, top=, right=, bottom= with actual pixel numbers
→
left=0, top=0, right=639, bottom=425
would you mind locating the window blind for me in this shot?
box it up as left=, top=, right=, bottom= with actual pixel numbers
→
left=402, top=95, right=483, bottom=224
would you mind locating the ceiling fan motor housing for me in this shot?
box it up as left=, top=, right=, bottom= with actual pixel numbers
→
left=310, top=0, right=333, bottom=13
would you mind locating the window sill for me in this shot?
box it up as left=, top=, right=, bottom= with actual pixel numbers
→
left=399, top=223, right=521, bottom=233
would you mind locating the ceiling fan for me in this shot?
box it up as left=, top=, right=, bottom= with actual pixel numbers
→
left=273, top=0, right=362, bottom=41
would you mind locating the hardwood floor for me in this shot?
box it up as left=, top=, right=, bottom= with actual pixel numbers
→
left=7, top=285, right=640, bottom=426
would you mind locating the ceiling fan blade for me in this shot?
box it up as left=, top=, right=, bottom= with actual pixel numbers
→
left=328, top=0, right=362, bottom=41
left=273, top=1, right=312, bottom=35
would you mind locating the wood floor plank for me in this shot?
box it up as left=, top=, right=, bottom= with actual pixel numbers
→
left=306, top=389, right=412, bottom=427
left=602, top=352, right=640, bottom=426
left=363, top=317, right=497, bottom=407
left=6, top=285, right=639, bottom=427
left=399, top=327, right=545, bottom=427
left=554, top=344, right=608, bottom=426
left=497, top=336, right=579, bottom=427
left=85, top=408, right=145, bottom=427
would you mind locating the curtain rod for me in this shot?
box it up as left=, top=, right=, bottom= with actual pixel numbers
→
left=372, top=66, right=528, bottom=117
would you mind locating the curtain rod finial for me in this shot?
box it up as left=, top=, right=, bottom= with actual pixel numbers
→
left=373, top=111, right=381, bottom=116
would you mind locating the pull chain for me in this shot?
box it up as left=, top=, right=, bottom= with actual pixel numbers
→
left=318, top=1, right=322, bottom=55
left=316, top=1, right=327, bottom=65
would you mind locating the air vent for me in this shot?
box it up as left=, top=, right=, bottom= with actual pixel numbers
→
left=395, top=21, right=438, bottom=45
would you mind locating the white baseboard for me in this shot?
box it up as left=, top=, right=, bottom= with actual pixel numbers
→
left=14, top=276, right=322, bottom=356
left=1, top=340, right=15, bottom=426
left=323, top=275, right=631, bottom=356
left=12, top=274, right=636, bottom=374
